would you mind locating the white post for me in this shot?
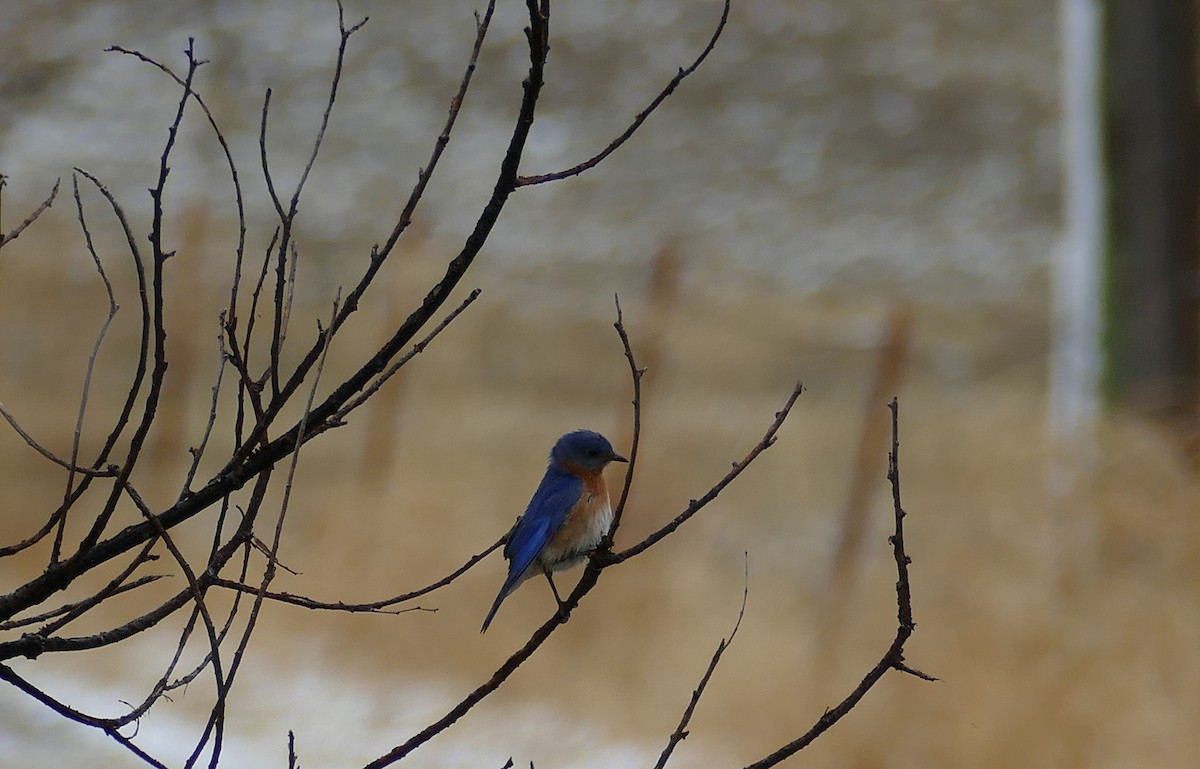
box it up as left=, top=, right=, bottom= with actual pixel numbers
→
left=1051, top=0, right=1105, bottom=458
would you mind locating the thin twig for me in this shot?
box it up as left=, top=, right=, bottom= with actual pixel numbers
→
left=236, top=0, right=496, bottom=458
left=0, top=574, right=162, bottom=632
left=604, top=294, right=643, bottom=544
left=516, top=0, right=730, bottom=187
left=54, top=173, right=122, bottom=563
left=72, top=168, right=152, bottom=479
left=1, top=583, right=196, bottom=658
left=158, top=480, right=271, bottom=709
left=70, top=35, right=200, bottom=561
left=107, top=42, right=249, bottom=374
left=653, top=553, right=750, bottom=769
left=123, top=484, right=228, bottom=745
left=0, top=404, right=118, bottom=477
left=210, top=532, right=503, bottom=613
left=290, top=4, right=368, bottom=212
left=192, top=293, right=340, bottom=769
left=741, top=398, right=935, bottom=768
left=35, top=537, right=160, bottom=638
left=333, top=288, right=482, bottom=422
left=0, top=664, right=168, bottom=769
left=266, top=3, right=366, bottom=401
left=117, top=489, right=231, bottom=766
left=0, top=178, right=59, bottom=249
left=377, top=0, right=496, bottom=258
left=180, top=337, right=229, bottom=499
left=612, top=381, right=805, bottom=564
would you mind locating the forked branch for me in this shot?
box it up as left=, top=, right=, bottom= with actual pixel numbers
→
left=742, top=398, right=934, bottom=768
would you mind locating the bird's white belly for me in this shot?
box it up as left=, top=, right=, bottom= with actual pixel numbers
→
left=539, top=499, right=613, bottom=572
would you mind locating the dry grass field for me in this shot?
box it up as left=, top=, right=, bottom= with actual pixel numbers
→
left=1, top=216, right=1198, bottom=767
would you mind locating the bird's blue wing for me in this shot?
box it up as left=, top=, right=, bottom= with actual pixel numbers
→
left=502, top=469, right=582, bottom=592
left=482, top=468, right=583, bottom=632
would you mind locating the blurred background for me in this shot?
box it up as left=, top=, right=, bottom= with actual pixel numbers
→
left=1, top=0, right=1198, bottom=767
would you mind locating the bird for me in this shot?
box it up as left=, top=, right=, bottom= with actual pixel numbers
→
left=481, top=430, right=628, bottom=633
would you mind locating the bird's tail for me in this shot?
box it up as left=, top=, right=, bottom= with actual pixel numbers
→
left=480, top=586, right=510, bottom=633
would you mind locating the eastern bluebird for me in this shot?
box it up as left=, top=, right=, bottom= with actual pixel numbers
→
left=481, top=430, right=628, bottom=633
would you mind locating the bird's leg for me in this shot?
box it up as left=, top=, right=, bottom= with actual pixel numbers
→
left=542, top=569, right=569, bottom=618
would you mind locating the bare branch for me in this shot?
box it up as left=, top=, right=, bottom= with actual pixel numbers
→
left=333, top=288, right=482, bottom=422
left=291, top=3, right=369, bottom=212
left=604, top=294, right=644, bottom=545
left=0, top=178, right=60, bottom=249
left=72, top=168, right=153, bottom=473
left=376, top=0, right=496, bottom=257
left=654, top=553, right=750, bottom=769
left=611, top=381, right=805, bottom=564
left=123, top=484, right=228, bottom=717
left=54, top=173, right=122, bottom=563
left=0, top=664, right=168, bottom=769
left=266, top=3, right=367, bottom=401
left=62, top=30, right=195, bottom=563
left=188, top=295, right=341, bottom=768
left=210, top=532, right=504, bottom=613
left=742, top=398, right=935, bottom=768
left=34, top=538, right=159, bottom=638
left=180, top=336, right=229, bottom=499
left=515, top=0, right=730, bottom=187
left=63, top=166, right=154, bottom=563
left=235, top=0, right=498, bottom=458
left=0, top=574, right=163, bottom=632
left=106, top=42, right=249, bottom=351
left=0, top=403, right=118, bottom=478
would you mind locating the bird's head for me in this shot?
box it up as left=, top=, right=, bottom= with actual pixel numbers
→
left=550, top=430, right=628, bottom=471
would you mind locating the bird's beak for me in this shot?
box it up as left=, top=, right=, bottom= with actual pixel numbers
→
left=610, top=452, right=629, bottom=463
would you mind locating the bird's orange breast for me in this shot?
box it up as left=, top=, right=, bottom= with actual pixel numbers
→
left=541, top=467, right=613, bottom=568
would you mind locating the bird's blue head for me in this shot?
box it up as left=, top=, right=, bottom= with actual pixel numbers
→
left=550, top=430, right=628, bottom=471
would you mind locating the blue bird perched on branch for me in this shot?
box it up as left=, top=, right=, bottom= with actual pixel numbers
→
left=481, top=430, right=627, bottom=633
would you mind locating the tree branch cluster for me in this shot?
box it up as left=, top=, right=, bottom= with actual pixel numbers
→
left=0, top=2, right=929, bottom=766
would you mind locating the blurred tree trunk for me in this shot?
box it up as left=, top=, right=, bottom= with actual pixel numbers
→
left=1103, top=0, right=1200, bottom=416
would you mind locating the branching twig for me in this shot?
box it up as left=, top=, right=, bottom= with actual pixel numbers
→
left=604, top=294, right=644, bottom=544
left=0, top=664, right=168, bottom=769
left=107, top=40, right=249, bottom=359
left=611, top=381, right=804, bottom=564
left=0, top=6, right=793, bottom=768
left=71, top=168, right=153, bottom=480
left=653, top=553, right=750, bottom=769
left=0, top=178, right=59, bottom=249
left=376, top=0, right=496, bottom=258
left=235, top=0, right=497, bottom=459
left=0, top=404, right=118, bottom=478
left=265, top=3, right=366, bottom=401
left=364, top=275, right=800, bottom=769
left=53, top=173, right=122, bottom=564
left=34, top=537, right=159, bottom=638
left=333, top=288, right=482, bottom=423
left=515, top=0, right=730, bottom=187
left=211, top=532, right=503, bottom=613
left=180, top=339, right=228, bottom=500
left=189, top=294, right=340, bottom=768
left=742, top=398, right=934, bottom=768
left=0, top=574, right=162, bottom=632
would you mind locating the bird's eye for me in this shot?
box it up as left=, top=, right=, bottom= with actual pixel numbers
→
left=586, top=448, right=598, bottom=457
